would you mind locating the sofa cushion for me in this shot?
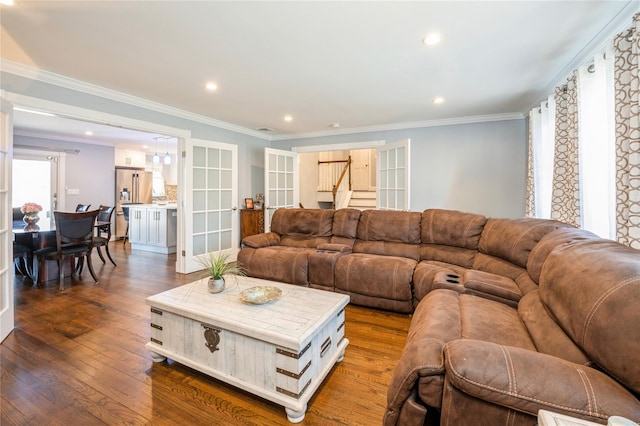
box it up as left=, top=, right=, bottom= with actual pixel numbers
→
left=478, top=217, right=571, bottom=268
left=526, top=227, right=600, bottom=284
left=385, top=290, right=536, bottom=424
left=518, top=291, right=590, bottom=365
left=419, top=244, right=476, bottom=268
left=540, top=239, right=640, bottom=394
left=335, top=253, right=416, bottom=302
left=332, top=208, right=361, bottom=238
left=472, top=252, right=526, bottom=280
left=444, top=340, right=640, bottom=424
left=270, top=208, right=334, bottom=238
left=236, top=246, right=312, bottom=285
left=421, top=209, right=487, bottom=249
left=357, top=209, right=421, bottom=244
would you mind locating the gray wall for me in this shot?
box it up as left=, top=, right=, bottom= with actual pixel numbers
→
left=272, top=119, right=527, bottom=218
left=4, top=71, right=527, bottom=218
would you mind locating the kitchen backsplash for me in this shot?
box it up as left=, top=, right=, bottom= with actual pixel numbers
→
left=164, top=184, right=177, bottom=202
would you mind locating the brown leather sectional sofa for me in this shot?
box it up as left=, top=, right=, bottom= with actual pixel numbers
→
left=238, top=208, right=640, bottom=425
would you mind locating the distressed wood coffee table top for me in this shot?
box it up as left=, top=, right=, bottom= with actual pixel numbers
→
left=146, top=276, right=349, bottom=350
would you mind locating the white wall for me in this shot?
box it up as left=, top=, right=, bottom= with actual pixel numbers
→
left=272, top=119, right=527, bottom=218
left=299, top=152, right=319, bottom=209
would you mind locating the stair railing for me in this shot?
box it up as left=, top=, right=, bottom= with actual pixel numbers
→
left=317, top=156, right=352, bottom=208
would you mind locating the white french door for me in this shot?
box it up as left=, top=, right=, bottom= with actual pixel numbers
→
left=1, top=99, right=14, bottom=342
left=264, top=148, right=298, bottom=231
left=377, top=139, right=410, bottom=211
left=183, top=138, right=238, bottom=273
left=13, top=150, right=64, bottom=217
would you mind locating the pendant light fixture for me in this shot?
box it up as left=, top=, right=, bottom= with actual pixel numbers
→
left=164, top=137, right=171, bottom=165
left=152, top=137, right=160, bottom=165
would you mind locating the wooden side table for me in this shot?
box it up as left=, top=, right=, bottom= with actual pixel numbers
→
left=240, top=208, right=264, bottom=241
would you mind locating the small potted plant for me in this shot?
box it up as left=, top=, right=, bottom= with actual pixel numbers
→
left=196, top=252, right=246, bottom=293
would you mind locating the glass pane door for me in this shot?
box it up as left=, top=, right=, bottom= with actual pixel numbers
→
left=184, top=139, right=238, bottom=273
left=1, top=100, right=14, bottom=342
left=264, top=148, right=298, bottom=231
left=377, top=139, right=410, bottom=211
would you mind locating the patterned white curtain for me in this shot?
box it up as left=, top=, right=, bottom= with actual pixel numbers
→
left=527, top=96, right=555, bottom=218
left=550, top=73, right=581, bottom=227
left=614, top=14, right=640, bottom=249
left=577, top=46, right=616, bottom=239
left=526, top=110, right=536, bottom=217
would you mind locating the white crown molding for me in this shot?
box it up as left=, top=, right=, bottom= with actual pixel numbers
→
left=2, top=59, right=524, bottom=143
left=271, top=113, right=525, bottom=141
left=0, top=59, right=272, bottom=141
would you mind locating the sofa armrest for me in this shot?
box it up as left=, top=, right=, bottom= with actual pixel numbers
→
left=444, top=339, right=640, bottom=424
left=241, top=232, right=280, bottom=248
left=462, top=270, right=522, bottom=303
left=317, top=243, right=352, bottom=253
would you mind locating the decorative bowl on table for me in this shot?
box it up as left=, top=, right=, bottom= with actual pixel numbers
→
left=239, top=286, right=282, bottom=305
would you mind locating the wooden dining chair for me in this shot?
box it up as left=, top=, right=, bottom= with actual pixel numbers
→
left=75, top=204, right=91, bottom=212
left=34, top=209, right=100, bottom=290
left=93, top=205, right=116, bottom=266
left=13, top=240, right=34, bottom=281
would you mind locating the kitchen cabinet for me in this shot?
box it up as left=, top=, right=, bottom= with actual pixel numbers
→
left=128, top=207, right=147, bottom=245
left=240, top=209, right=264, bottom=241
left=129, top=204, right=177, bottom=254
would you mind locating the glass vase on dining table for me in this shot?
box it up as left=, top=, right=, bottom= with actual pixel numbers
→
left=22, top=212, right=41, bottom=230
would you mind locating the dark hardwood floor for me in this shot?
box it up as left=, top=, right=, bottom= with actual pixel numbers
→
left=1, top=242, right=410, bottom=425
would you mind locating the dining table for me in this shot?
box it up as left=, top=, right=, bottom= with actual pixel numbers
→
left=12, top=218, right=111, bottom=284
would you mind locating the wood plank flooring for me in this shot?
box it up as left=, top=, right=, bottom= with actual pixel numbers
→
left=1, top=242, right=411, bottom=425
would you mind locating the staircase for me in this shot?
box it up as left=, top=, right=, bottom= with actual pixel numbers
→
left=348, top=191, right=376, bottom=210
left=316, top=190, right=376, bottom=210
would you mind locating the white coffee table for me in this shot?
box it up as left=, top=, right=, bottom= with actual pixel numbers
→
left=145, top=276, right=350, bottom=423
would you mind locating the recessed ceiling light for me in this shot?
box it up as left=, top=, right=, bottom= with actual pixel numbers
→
left=205, top=82, right=218, bottom=91
left=0, top=0, right=15, bottom=5
left=284, top=115, right=293, bottom=122
left=433, top=97, right=445, bottom=104
left=85, top=131, right=93, bottom=136
left=422, top=33, right=441, bottom=46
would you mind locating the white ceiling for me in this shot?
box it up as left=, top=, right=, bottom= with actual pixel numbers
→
left=1, top=1, right=638, bottom=150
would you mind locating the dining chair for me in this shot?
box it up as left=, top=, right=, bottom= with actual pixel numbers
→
left=93, top=205, right=116, bottom=266
left=75, top=204, right=91, bottom=212
left=13, top=240, right=34, bottom=281
left=34, top=209, right=100, bottom=290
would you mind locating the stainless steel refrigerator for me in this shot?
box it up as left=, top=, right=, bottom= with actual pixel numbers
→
left=115, top=167, right=153, bottom=239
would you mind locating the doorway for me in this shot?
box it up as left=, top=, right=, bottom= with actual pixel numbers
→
left=12, top=151, right=63, bottom=218
left=298, top=148, right=377, bottom=210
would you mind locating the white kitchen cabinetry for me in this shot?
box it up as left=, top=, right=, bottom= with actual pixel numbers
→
left=115, top=149, right=146, bottom=168
left=129, top=205, right=177, bottom=254
left=128, top=207, right=147, bottom=245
